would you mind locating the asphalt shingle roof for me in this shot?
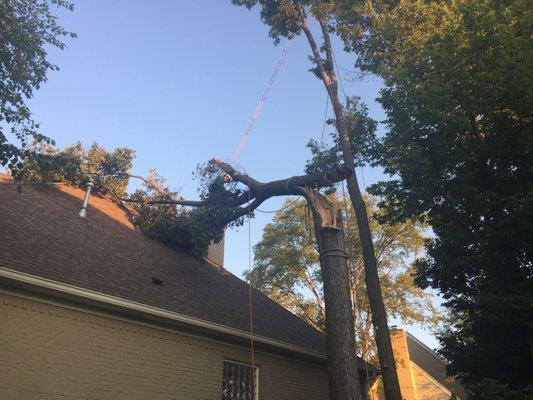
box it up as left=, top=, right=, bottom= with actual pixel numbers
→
left=0, top=176, right=327, bottom=355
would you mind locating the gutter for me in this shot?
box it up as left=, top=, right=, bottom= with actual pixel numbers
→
left=0, top=267, right=327, bottom=363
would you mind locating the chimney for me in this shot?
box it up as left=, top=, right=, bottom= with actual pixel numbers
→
left=207, top=235, right=225, bottom=266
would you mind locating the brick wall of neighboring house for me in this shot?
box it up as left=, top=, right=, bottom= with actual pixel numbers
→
left=0, top=291, right=329, bottom=400
left=369, top=329, right=457, bottom=400
left=389, top=329, right=419, bottom=400
left=410, top=363, right=450, bottom=400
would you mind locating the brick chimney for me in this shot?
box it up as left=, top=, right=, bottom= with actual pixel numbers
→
left=207, top=236, right=225, bottom=266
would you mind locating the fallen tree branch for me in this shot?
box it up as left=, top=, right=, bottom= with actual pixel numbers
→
left=121, top=159, right=351, bottom=213
left=118, top=197, right=205, bottom=207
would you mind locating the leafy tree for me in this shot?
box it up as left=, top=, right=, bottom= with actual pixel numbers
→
left=0, top=0, right=76, bottom=174
left=246, top=195, right=441, bottom=361
left=333, top=0, right=532, bottom=396
left=305, top=97, right=379, bottom=176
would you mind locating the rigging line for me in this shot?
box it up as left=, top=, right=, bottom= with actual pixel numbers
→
left=340, top=179, right=351, bottom=237
left=332, top=42, right=368, bottom=190
left=332, top=48, right=347, bottom=101
left=256, top=196, right=301, bottom=214
left=311, top=92, right=330, bottom=176
left=230, top=39, right=294, bottom=166
left=247, top=176, right=256, bottom=397
left=340, top=176, right=373, bottom=381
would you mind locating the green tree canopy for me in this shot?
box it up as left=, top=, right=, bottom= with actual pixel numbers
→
left=245, top=195, right=442, bottom=361
left=332, top=0, right=532, bottom=396
left=0, top=0, right=76, bottom=173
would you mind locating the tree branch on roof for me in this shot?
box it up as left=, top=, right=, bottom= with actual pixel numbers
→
left=121, top=158, right=352, bottom=216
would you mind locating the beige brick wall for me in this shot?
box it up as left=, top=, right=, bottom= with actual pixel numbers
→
left=369, top=330, right=454, bottom=400
left=0, top=291, right=329, bottom=400
left=390, top=329, right=419, bottom=400
left=411, top=363, right=449, bottom=400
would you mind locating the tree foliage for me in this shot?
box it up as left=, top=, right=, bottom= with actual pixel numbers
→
left=232, top=0, right=307, bottom=44
left=245, top=195, right=442, bottom=361
left=332, top=0, right=532, bottom=395
left=13, top=142, right=238, bottom=257
left=19, top=141, right=134, bottom=196
left=305, top=97, right=378, bottom=176
left=129, top=164, right=247, bottom=258
left=0, top=0, right=76, bottom=173
left=13, top=143, right=348, bottom=260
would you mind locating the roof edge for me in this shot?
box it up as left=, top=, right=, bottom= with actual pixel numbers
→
left=410, top=361, right=455, bottom=398
left=0, top=266, right=327, bottom=362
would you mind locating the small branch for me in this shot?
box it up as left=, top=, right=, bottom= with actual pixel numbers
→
left=211, top=158, right=261, bottom=189
left=221, top=195, right=267, bottom=225
left=318, top=19, right=338, bottom=91
left=124, top=173, right=167, bottom=196
left=119, top=197, right=205, bottom=207
left=301, top=17, right=332, bottom=87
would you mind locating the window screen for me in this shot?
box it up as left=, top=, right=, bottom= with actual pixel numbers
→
left=222, top=359, right=258, bottom=400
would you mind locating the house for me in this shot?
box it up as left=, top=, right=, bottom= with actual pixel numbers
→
left=0, top=175, right=375, bottom=400
left=370, top=329, right=466, bottom=400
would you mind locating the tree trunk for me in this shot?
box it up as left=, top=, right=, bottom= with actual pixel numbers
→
left=320, top=225, right=360, bottom=400
left=301, top=188, right=360, bottom=400
left=301, top=17, right=402, bottom=400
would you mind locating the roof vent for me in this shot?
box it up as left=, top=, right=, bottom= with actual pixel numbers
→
left=78, top=180, right=95, bottom=218
left=151, top=277, right=163, bottom=286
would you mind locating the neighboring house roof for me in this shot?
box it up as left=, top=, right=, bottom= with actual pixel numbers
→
left=0, top=175, right=372, bottom=370
left=406, top=332, right=466, bottom=399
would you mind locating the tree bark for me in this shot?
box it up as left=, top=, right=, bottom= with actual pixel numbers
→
left=301, top=188, right=360, bottom=400
left=300, top=15, right=402, bottom=400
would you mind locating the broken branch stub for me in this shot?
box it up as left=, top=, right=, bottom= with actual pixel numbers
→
left=297, top=187, right=341, bottom=230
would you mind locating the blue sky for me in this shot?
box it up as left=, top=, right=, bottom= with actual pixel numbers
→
left=25, top=0, right=439, bottom=348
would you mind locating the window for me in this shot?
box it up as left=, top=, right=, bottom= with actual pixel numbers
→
left=221, top=359, right=258, bottom=400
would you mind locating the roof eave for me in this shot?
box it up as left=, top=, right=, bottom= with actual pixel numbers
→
left=0, top=266, right=328, bottom=365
